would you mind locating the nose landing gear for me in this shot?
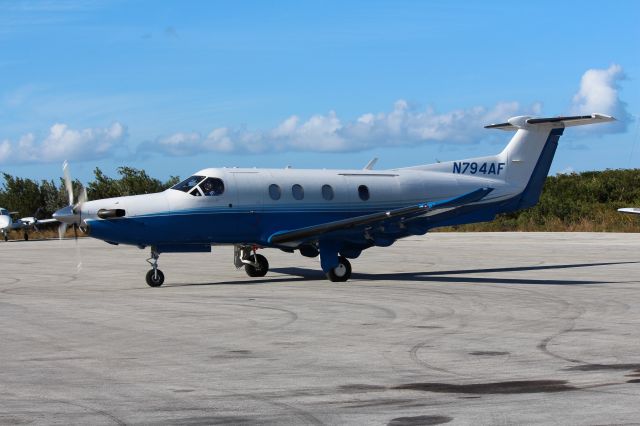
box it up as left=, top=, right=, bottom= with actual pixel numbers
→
left=145, top=248, right=164, bottom=287
left=234, top=245, right=269, bottom=277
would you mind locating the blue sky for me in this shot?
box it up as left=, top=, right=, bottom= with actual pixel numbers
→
left=0, top=0, right=638, bottom=183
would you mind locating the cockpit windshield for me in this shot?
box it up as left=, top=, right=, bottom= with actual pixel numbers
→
left=0, top=208, right=8, bottom=216
left=171, top=175, right=204, bottom=192
left=171, top=175, right=225, bottom=197
left=199, top=178, right=225, bottom=196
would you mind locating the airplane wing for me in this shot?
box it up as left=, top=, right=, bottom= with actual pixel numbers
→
left=11, top=217, right=58, bottom=230
left=34, top=218, right=58, bottom=224
left=618, top=208, right=640, bottom=215
left=268, top=187, right=493, bottom=245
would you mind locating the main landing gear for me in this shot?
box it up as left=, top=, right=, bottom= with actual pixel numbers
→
left=234, top=245, right=269, bottom=277
left=140, top=245, right=353, bottom=287
left=326, top=256, right=352, bottom=282
left=145, top=248, right=164, bottom=287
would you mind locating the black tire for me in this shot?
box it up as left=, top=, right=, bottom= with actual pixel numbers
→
left=3, top=234, right=7, bottom=242
left=23, top=233, right=28, bottom=241
left=245, top=254, right=269, bottom=277
left=326, top=256, right=352, bottom=282
left=145, top=269, right=165, bottom=287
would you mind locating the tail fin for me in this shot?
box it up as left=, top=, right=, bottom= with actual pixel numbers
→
left=490, top=113, right=614, bottom=209
left=403, top=113, right=614, bottom=210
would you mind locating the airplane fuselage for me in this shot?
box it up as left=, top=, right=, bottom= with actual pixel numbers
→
left=80, top=166, right=515, bottom=249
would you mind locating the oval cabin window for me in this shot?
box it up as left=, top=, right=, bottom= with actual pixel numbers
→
left=292, top=184, right=304, bottom=200
left=321, top=184, right=334, bottom=200
left=358, top=185, right=370, bottom=201
left=269, top=184, right=281, bottom=200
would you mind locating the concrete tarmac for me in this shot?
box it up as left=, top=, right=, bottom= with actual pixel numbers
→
left=1, top=233, right=640, bottom=425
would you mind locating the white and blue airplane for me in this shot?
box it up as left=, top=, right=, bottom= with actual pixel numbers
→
left=0, top=208, right=58, bottom=241
left=53, top=113, right=614, bottom=287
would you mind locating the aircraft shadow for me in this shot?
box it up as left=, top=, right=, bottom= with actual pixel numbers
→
left=167, top=275, right=314, bottom=288
left=269, top=261, right=640, bottom=286
left=165, top=261, right=639, bottom=287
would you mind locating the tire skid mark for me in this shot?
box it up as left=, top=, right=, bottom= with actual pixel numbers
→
left=407, top=289, right=472, bottom=378
left=54, top=399, right=127, bottom=426
left=225, top=303, right=299, bottom=330
left=474, top=260, right=607, bottom=366
left=408, top=320, right=472, bottom=378
left=3, top=397, right=128, bottom=426
left=311, top=298, right=398, bottom=322
left=0, top=277, right=21, bottom=294
left=229, top=391, right=325, bottom=426
left=171, top=300, right=300, bottom=331
left=472, top=272, right=588, bottom=364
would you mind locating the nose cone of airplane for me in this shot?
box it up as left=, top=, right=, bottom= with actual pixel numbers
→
left=53, top=205, right=79, bottom=225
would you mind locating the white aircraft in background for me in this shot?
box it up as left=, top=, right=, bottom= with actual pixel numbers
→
left=0, top=208, right=58, bottom=241
left=618, top=208, right=640, bottom=215
left=53, top=113, right=614, bottom=287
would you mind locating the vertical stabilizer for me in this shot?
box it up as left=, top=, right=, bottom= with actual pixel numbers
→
left=487, top=113, right=614, bottom=208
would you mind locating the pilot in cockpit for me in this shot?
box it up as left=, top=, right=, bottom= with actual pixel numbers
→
left=200, top=178, right=224, bottom=196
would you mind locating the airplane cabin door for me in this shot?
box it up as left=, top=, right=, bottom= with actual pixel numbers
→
left=229, top=171, right=263, bottom=238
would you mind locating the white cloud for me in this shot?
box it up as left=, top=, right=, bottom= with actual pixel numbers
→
left=147, top=100, right=540, bottom=156
left=0, top=139, right=11, bottom=163
left=3, top=66, right=630, bottom=163
left=0, top=122, right=127, bottom=165
left=570, top=64, right=632, bottom=133
left=557, top=166, right=575, bottom=175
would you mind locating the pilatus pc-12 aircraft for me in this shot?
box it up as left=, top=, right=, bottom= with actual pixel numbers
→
left=53, top=113, right=613, bottom=287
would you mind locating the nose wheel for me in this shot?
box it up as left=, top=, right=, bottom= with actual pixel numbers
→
left=145, top=269, right=165, bottom=287
left=234, top=245, right=269, bottom=278
left=245, top=253, right=269, bottom=277
left=145, top=248, right=164, bottom=287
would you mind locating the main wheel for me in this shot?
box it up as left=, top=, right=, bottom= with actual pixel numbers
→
left=23, top=233, right=28, bottom=241
left=145, top=269, right=165, bottom=287
left=326, top=256, right=352, bottom=282
left=245, top=254, right=269, bottom=277
left=3, top=234, right=7, bottom=242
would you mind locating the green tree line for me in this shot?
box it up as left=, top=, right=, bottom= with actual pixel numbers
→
left=0, top=167, right=179, bottom=219
left=442, top=169, right=640, bottom=232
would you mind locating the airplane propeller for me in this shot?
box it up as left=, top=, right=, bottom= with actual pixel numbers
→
left=54, top=161, right=86, bottom=272
left=56, top=161, right=89, bottom=240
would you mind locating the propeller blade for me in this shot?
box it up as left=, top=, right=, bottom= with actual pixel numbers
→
left=58, top=222, right=67, bottom=240
left=75, top=236, right=83, bottom=273
left=77, top=187, right=88, bottom=206
left=63, top=161, right=74, bottom=206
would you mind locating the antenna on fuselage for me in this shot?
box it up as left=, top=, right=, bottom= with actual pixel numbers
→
left=363, top=157, right=378, bottom=170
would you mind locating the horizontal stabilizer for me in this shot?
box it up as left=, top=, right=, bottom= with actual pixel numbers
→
left=485, top=113, right=615, bottom=131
